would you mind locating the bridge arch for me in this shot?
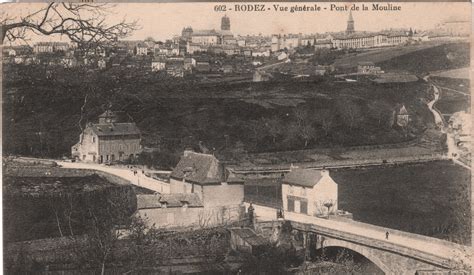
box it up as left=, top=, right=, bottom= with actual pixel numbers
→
left=318, top=238, right=392, bottom=274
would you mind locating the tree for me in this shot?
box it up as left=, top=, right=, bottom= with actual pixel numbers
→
left=262, top=117, right=282, bottom=144
left=1, top=3, right=138, bottom=45
left=323, top=201, right=334, bottom=218
left=336, top=97, right=363, bottom=130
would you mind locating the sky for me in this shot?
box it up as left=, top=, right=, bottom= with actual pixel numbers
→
left=3, top=2, right=471, bottom=43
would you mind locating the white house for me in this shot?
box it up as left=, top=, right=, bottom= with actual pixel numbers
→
left=282, top=168, right=338, bottom=217
left=169, top=150, right=244, bottom=208
left=151, top=58, right=167, bottom=72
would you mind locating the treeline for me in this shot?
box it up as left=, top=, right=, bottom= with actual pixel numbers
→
left=4, top=63, right=431, bottom=168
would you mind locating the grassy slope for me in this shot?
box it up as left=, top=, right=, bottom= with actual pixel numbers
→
left=378, top=42, right=470, bottom=74
left=332, top=161, right=471, bottom=245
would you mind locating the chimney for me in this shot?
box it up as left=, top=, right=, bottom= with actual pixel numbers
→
left=321, top=169, right=329, bottom=177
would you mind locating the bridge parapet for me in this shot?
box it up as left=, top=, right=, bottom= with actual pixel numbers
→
left=282, top=211, right=471, bottom=272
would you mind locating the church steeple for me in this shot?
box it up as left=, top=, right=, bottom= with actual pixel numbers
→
left=346, top=10, right=355, bottom=34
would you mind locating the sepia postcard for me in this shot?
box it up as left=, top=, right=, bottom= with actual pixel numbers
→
left=1, top=1, right=472, bottom=274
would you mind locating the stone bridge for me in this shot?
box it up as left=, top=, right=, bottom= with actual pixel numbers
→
left=250, top=204, right=471, bottom=275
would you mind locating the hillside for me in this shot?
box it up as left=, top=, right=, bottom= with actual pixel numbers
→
left=333, top=42, right=469, bottom=74
left=378, top=42, right=469, bottom=74
left=3, top=63, right=434, bottom=168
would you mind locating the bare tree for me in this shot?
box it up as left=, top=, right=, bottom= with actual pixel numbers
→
left=336, top=97, right=363, bottom=130
left=1, top=3, right=138, bottom=45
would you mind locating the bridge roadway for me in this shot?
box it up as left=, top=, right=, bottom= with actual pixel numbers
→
left=248, top=203, right=471, bottom=272
left=57, top=161, right=170, bottom=193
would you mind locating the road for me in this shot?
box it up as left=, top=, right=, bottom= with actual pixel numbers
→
left=424, top=76, right=470, bottom=170
left=58, top=161, right=170, bottom=193
left=427, top=83, right=445, bottom=129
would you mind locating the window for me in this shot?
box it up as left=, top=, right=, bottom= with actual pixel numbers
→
left=92, top=136, right=96, bottom=143
left=300, top=201, right=308, bottom=214
left=287, top=198, right=295, bottom=212
left=82, top=155, right=86, bottom=160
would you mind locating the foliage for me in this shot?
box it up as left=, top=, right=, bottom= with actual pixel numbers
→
left=1, top=3, right=138, bottom=45
left=4, top=62, right=432, bottom=161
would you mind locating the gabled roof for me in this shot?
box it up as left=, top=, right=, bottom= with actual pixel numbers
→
left=89, top=123, right=140, bottom=137
left=283, top=168, right=327, bottom=188
left=171, top=152, right=242, bottom=184
left=137, top=193, right=203, bottom=209
left=171, top=152, right=224, bottom=184
left=399, top=105, right=408, bottom=115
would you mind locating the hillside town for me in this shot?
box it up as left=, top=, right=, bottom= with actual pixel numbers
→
left=3, top=13, right=470, bottom=81
left=3, top=4, right=472, bottom=275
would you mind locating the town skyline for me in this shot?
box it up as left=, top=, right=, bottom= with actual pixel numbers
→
left=3, top=2, right=470, bottom=45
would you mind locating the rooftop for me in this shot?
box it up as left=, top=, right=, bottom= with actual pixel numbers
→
left=283, top=168, right=328, bottom=188
left=89, top=123, right=140, bottom=137
left=171, top=151, right=243, bottom=185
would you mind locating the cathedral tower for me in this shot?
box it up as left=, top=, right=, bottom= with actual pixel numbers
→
left=221, top=15, right=230, bottom=31
left=346, top=11, right=355, bottom=34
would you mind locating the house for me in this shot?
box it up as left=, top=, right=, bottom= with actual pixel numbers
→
left=135, top=43, right=148, bottom=55
left=71, top=110, right=141, bottom=163
left=97, top=59, right=107, bottom=70
left=252, top=47, right=271, bottom=58
left=282, top=168, right=338, bottom=217
left=314, top=39, right=333, bottom=50
left=191, top=29, right=221, bottom=45
left=186, top=42, right=207, bottom=55
left=33, top=42, right=69, bottom=53
left=166, top=60, right=185, bottom=77
left=253, top=70, right=273, bottom=82
left=314, top=65, right=327, bottom=76
left=184, top=57, right=196, bottom=71
left=151, top=57, right=167, bottom=72
left=276, top=52, right=288, bottom=61
left=449, top=111, right=471, bottom=142
left=242, top=48, right=252, bottom=57
left=135, top=193, right=204, bottom=229
left=357, top=61, right=383, bottom=75
left=396, top=105, right=410, bottom=127
left=170, top=150, right=244, bottom=208
left=413, top=32, right=430, bottom=42
left=195, top=59, right=211, bottom=73
left=222, top=64, right=234, bottom=74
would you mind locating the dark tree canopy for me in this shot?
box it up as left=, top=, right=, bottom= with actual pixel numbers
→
left=1, top=3, right=138, bottom=45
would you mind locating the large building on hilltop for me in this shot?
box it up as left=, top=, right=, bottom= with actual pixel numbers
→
left=71, top=110, right=141, bottom=163
left=183, top=15, right=234, bottom=51
left=313, top=11, right=413, bottom=50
